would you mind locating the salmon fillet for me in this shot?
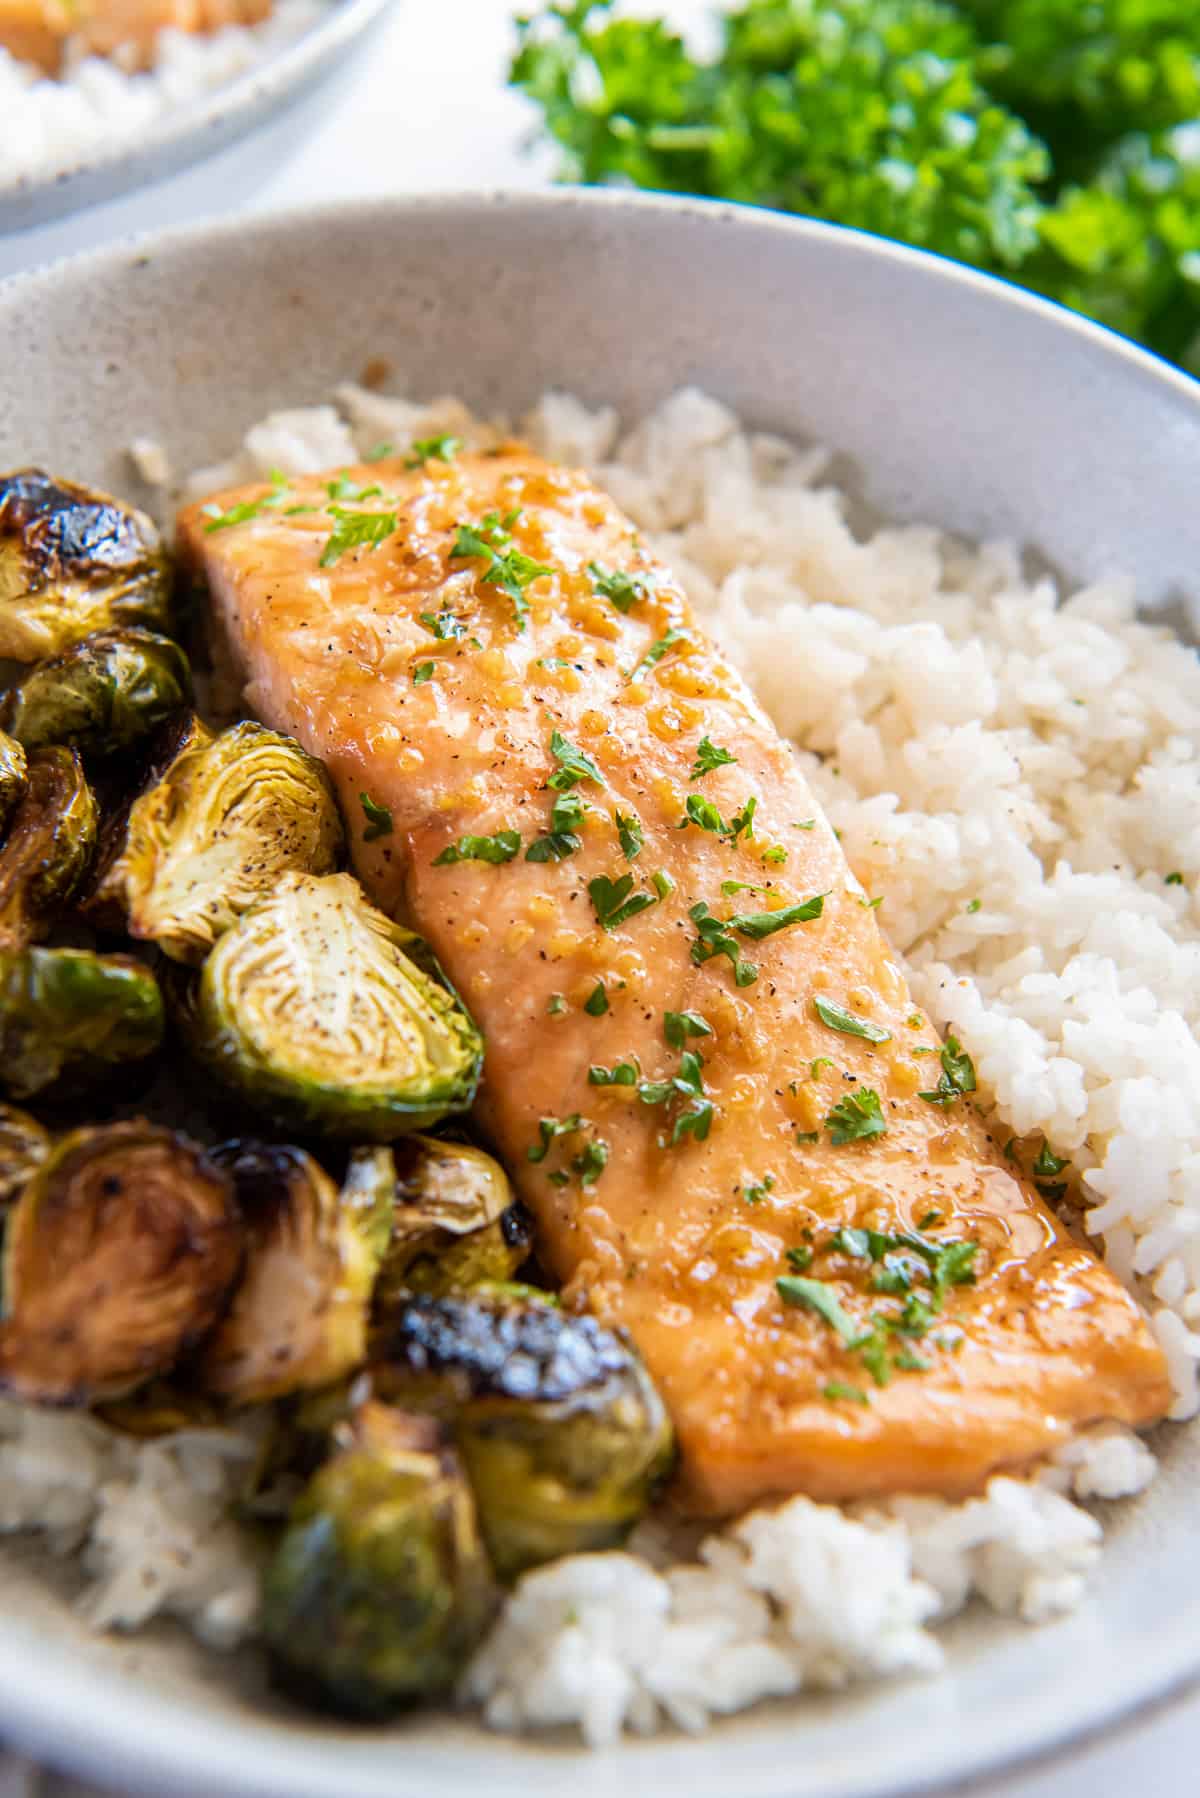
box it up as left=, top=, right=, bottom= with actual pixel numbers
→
left=0, top=0, right=270, bottom=75
left=180, top=447, right=1171, bottom=1515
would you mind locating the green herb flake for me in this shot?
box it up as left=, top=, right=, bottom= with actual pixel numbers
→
left=919, top=1034, right=978, bottom=1106
left=588, top=561, right=650, bottom=612
left=664, top=1009, right=712, bottom=1049
left=810, top=1058, right=835, bottom=1077
left=406, top=434, right=461, bottom=468
left=690, top=736, right=737, bottom=781
left=744, top=1174, right=776, bottom=1204
left=359, top=793, right=393, bottom=842
left=786, top=1244, right=814, bottom=1271
left=548, top=730, right=604, bottom=791
left=202, top=471, right=294, bottom=534
left=825, top=1088, right=887, bottom=1146
left=526, top=790, right=586, bottom=863
left=363, top=441, right=393, bottom=463
left=588, top=1061, right=639, bottom=1087
left=728, top=893, right=826, bottom=939
left=615, top=809, right=644, bottom=861
left=589, top=872, right=659, bottom=931
left=794, top=1130, right=819, bottom=1145
left=761, top=845, right=788, bottom=866
left=434, top=829, right=522, bottom=866
left=629, top=626, right=686, bottom=684
left=966, top=897, right=982, bottom=914
left=325, top=475, right=383, bottom=502
left=823, top=1381, right=869, bottom=1405
left=792, top=820, right=816, bottom=831
left=813, top=996, right=891, bottom=1044
left=1033, top=1142, right=1071, bottom=1180
left=584, top=980, right=610, bottom=1017
left=412, top=661, right=435, bottom=686
left=319, top=505, right=399, bottom=567
left=776, top=1275, right=861, bottom=1344
left=721, top=879, right=768, bottom=897
left=449, top=510, right=553, bottom=630
left=419, top=610, right=468, bottom=641
left=651, top=868, right=675, bottom=899
left=688, top=902, right=758, bottom=987
left=893, top=1348, right=931, bottom=1373
left=918, top=1210, right=942, bottom=1230
left=547, top=993, right=568, bottom=1016
left=1165, top=871, right=1185, bottom=885
left=573, top=1139, right=610, bottom=1186
left=680, top=792, right=725, bottom=835
left=527, top=1113, right=585, bottom=1164
left=670, top=1101, right=714, bottom=1145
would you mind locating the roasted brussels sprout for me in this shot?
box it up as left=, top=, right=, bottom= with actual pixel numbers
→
left=0, top=470, right=171, bottom=663
left=0, top=746, right=97, bottom=951
left=196, top=1142, right=392, bottom=1405
left=0, top=1102, right=50, bottom=1207
left=0, top=628, right=191, bottom=759
left=0, top=728, right=27, bottom=834
left=182, top=874, right=484, bottom=1139
left=372, top=1294, right=675, bottom=1580
left=261, top=1401, right=496, bottom=1717
left=0, top=1121, right=239, bottom=1405
left=375, top=1136, right=533, bottom=1305
left=101, top=721, right=342, bottom=964
left=0, top=947, right=163, bottom=1100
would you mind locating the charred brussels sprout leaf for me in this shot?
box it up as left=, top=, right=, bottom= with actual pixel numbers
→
left=0, top=1121, right=239, bottom=1405
left=0, top=746, right=97, bottom=951
left=0, top=947, right=163, bottom=1100
left=372, top=1294, right=675, bottom=1580
left=0, top=1102, right=50, bottom=1207
left=182, top=873, right=484, bottom=1139
left=262, top=1402, right=496, bottom=1717
left=0, top=628, right=191, bottom=758
left=375, top=1136, right=532, bottom=1306
left=0, top=728, right=27, bottom=834
left=0, top=470, right=171, bottom=663
left=102, top=720, right=343, bottom=965
left=195, top=1142, right=392, bottom=1405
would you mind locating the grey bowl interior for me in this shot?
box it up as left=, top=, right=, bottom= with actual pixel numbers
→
left=0, top=0, right=394, bottom=236
left=0, top=192, right=1197, bottom=1798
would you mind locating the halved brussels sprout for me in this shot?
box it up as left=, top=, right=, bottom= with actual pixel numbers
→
left=195, top=1142, right=392, bottom=1406
left=0, top=470, right=171, bottom=663
left=0, top=747, right=97, bottom=951
left=182, top=874, right=484, bottom=1139
left=261, top=1401, right=496, bottom=1717
left=0, top=947, right=163, bottom=1100
left=102, top=721, right=342, bottom=964
left=372, top=1294, right=675, bottom=1580
left=374, top=1136, right=533, bottom=1306
left=0, top=1102, right=50, bottom=1207
left=81, top=711, right=212, bottom=934
left=0, top=728, right=27, bottom=834
left=0, top=628, right=191, bottom=759
left=0, top=1121, right=240, bottom=1406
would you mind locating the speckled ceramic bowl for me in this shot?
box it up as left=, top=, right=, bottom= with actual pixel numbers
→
left=0, top=192, right=1197, bottom=1798
left=0, top=0, right=393, bottom=236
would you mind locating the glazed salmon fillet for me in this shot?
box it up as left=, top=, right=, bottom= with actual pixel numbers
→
left=180, top=446, right=1172, bottom=1515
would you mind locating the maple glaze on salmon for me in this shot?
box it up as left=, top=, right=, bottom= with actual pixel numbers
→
left=180, top=447, right=1171, bottom=1516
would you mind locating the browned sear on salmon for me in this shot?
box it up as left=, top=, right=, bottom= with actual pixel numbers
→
left=179, top=444, right=1171, bottom=1517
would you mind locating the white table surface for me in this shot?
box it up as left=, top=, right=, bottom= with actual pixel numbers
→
left=1, top=0, right=1197, bottom=1790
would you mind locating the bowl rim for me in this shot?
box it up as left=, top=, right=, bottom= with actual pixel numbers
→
left=0, top=0, right=395, bottom=234
left=0, top=186, right=1198, bottom=1798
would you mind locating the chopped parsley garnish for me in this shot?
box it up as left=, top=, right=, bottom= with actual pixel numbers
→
left=528, top=1113, right=586, bottom=1163
left=726, top=796, right=758, bottom=844
left=325, top=475, right=382, bottom=502
left=615, top=809, right=643, bottom=861
left=811, top=1057, right=835, bottom=1076
left=690, top=735, right=737, bottom=781
left=688, top=903, right=758, bottom=986
left=629, top=625, right=686, bottom=684
left=652, top=868, right=675, bottom=899
left=664, top=1009, right=712, bottom=1049
left=720, top=879, right=768, bottom=896
left=744, top=1174, right=776, bottom=1204
left=966, top=897, right=982, bottom=913
left=584, top=980, right=610, bottom=1016
left=412, top=661, right=435, bottom=685
left=406, top=433, right=461, bottom=467
left=859, top=895, right=884, bottom=910
left=833, top=1222, right=979, bottom=1308
left=572, top=1139, right=610, bottom=1186
left=893, top=1348, right=930, bottom=1372
left=359, top=793, right=393, bottom=841
left=823, top=1381, right=869, bottom=1405
left=589, top=872, right=660, bottom=931
left=1166, top=871, right=1185, bottom=885
left=919, top=1034, right=978, bottom=1105
left=776, top=1275, right=861, bottom=1344
left=792, top=819, right=815, bottom=830
left=726, top=894, right=827, bottom=938
left=450, top=510, right=553, bottom=630
left=202, top=470, right=294, bottom=533
left=547, top=993, right=568, bottom=1016
left=526, top=791, right=586, bottom=862
left=813, top=996, right=891, bottom=1044
left=1033, top=1142, right=1070, bottom=1180
left=825, top=1088, right=887, bottom=1145
left=319, top=505, right=399, bottom=567
left=588, top=1060, right=639, bottom=1087
left=548, top=730, right=604, bottom=791
left=588, top=561, right=650, bottom=612
left=918, top=1209, right=942, bottom=1229
left=419, top=610, right=468, bottom=640
left=794, top=1130, right=819, bottom=1145
left=680, top=792, right=725, bottom=835
left=363, top=441, right=393, bottom=462
left=761, top=845, right=788, bottom=866
left=671, top=1101, right=714, bottom=1144
left=434, top=829, right=522, bottom=866
left=786, top=1244, right=814, bottom=1270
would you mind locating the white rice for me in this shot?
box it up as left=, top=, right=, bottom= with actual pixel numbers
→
left=4, top=384, right=1195, bottom=1746
left=0, top=0, right=322, bottom=187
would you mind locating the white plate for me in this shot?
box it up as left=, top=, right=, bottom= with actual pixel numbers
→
left=0, top=192, right=1197, bottom=1798
left=0, top=0, right=394, bottom=236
